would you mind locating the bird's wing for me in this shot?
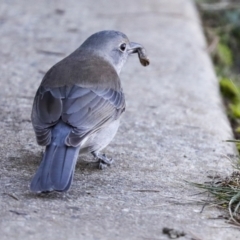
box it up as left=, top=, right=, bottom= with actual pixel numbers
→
left=31, top=85, right=125, bottom=147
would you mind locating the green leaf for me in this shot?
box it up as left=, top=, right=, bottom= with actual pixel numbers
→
left=217, top=43, right=233, bottom=67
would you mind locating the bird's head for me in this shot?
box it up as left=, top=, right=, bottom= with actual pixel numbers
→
left=79, top=30, right=150, bottom=74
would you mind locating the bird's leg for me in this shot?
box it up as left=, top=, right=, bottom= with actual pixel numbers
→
left=91, top=152, right=114, bottom=170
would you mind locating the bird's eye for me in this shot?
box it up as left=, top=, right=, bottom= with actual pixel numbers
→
left=119, top=43, right=126, bottom=52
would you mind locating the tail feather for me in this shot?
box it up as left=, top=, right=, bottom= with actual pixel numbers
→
left=62, top=172, right=74, bottom=192
left=50, top=144, right=80, bottom=190
left=30, top=120, right=80, bottom=193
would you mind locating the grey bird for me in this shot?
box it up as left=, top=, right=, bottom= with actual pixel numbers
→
left=30, top=30, right=149, bottom=193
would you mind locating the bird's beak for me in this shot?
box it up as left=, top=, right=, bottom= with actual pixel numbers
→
left=128, top=42, right=143, bottom=54
left=128, top=42, right=150, bottom=67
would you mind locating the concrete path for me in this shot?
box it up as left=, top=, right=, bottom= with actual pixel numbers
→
left=0, top=0, right=238, bottom=239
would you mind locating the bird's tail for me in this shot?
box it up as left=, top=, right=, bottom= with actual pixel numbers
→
left=30, top=121, right=80, bottom=193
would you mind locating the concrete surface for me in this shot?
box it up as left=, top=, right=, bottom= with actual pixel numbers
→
left=0, top=0, right=239, bottom=239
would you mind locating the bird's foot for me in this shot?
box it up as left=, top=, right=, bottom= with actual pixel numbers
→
left=92, top=152, right=114, bottom=170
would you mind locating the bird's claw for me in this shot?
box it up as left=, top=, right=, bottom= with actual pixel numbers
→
left=98, top=157, right=114, bottom=170
left=92, top=152, right=114, bottom=170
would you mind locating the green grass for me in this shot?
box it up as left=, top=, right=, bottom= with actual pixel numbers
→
left=191, top=154, right=240, bottom=225
left=192, top=175, right=240, bottom=225
left=194, top=0, right=240, bottom=225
